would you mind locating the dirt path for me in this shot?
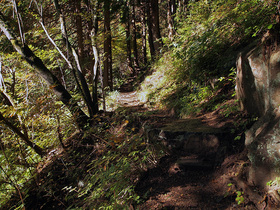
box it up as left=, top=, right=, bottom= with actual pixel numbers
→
left=2, top=91, right=261, bottom=210
left=117, top=91, right=141, bottom=107
left=136, top=156, right=231, bottom=209
left=116, top=91, right=257, bottom=210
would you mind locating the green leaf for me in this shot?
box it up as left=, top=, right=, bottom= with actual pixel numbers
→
left=267, top=24, right=273, bottom=29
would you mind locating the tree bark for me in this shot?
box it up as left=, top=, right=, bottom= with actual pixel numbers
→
left=146, top=0, right=156, bottom=60
left=140, top=0, right=147, bottom=65
left=124, top=2, right=133, bottom=72
left=150, top=0, right=163, bottom=54
left=73, top=0, right=85, bottom=74
left=103, top=0, right=113, bottom=90
left=88, top=0, right=99, bottom=113
left=178, top=0, right=188, bottom=14
left=131, top=0, right=139, bottom=70
left=0, top=12, right=89, bottom=129
left=91, top=34, right=99, bottom=113
left=167, top=0, right=176, bottom=40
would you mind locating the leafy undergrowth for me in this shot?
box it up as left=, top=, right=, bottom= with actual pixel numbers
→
left=2, top=87, right=259, bottom=209
left=138, top=0, right=277, bottom=119
left=2, top=110, right=168, bottom=209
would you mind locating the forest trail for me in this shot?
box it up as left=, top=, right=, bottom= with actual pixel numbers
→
left=2, top=90, right=259, bottom=210
left=117, top=91, right=142, bottom=107
left=116, top=90, right=254, bottom=209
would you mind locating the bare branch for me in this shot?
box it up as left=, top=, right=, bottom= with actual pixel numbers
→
left=91, top=30, right=99, bottom=81
left=39, top=20, right=73, bottom=68
left=0, top=61, right=6, bottom=91
left=53, top=0, right=97, bottom=116
left=12, top=0, right=25, bottom=44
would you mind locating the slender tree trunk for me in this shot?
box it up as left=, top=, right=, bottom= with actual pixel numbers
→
left=131, top=0, right=139, bottom=70
left=168, top=0, right=176, bottom=40
left=178, top=0, right=188, bottom=14
left=140, top=0, right=147, bottom=65
left=88, top=0, right=99, bottom=113
left=146, top=0, right=156, bottom=60
left=53, top=0, right=96, bottom=117
left=150, top=0, right=163, bottom=54
left=103, top=0, right=113, bottom=90
left=83, top=0, right=99, bottom=113
left=0, top=12, right=89, bottom=129
left=124, top=2, right=133, bottom=72
left=73, top=0, right=85, bottom=74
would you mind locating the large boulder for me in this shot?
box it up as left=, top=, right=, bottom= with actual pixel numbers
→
left=245, top=110, right=280, bottom=187
left=236, top=44, right=280, bottom=188
left=236, top=44, right=280, bottom=117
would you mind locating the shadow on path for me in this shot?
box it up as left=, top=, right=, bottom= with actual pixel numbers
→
left=116, top=90, right=253, bottom=210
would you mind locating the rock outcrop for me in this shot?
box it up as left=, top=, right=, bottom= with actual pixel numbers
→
left=236, top=44, right=280, bottom=188
left=236, top=43, right=280, bottom=117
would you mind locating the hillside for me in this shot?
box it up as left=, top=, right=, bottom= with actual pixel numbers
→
left=1, top=0, right=280, bottom=209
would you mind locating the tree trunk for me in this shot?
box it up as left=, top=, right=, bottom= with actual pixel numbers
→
left=89, top=0, right=99, bottom=113
left=150, top=0, right=163, bottom=54
left=103, top=0, right=113, bottom=90
left=131, top=0, right=139, bottom=70
left=140, top=0, right=147, bottom=65
left=146, top=0, right=156, bottom=60
left=73, top=0, right=85, bottom=74
left=53, top=0, right=96, bottom=117
left=124, top=2, right=133, bottom=72
left=0, top=12, right=89, bottom=129
left=167, top=0, right=176, bottom=40
left=178, top=0, right=188, bottom=14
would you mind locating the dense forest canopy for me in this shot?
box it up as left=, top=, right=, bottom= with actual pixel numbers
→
left=0, top=0, right=279, bottom=208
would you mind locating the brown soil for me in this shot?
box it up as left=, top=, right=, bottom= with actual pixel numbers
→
left=115, top=91, right=266, bottom=210
left=135, top=150, right=258, bottom=210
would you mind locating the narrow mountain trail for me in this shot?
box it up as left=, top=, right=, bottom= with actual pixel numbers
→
left=116, top=90, right=261, bottom=210
left=2, top=90, right=263, bottom=210
left=117, top=91, right=142, bottom=107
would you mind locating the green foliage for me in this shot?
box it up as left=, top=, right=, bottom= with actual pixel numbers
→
left=140, top=0, right=277, bottom=117
left=111, top=22, right=133, bottom=89
left=105, top=90, right=121, bottom=111
left=1, top=0, right=279, bottom=208
left=175, top=0, right=277, bottom=76
left=235, top=190, right=245, bottom=205
left=76, top=118, right=165, bottom=209
left=216, top=100, right=240, bottom=118
left=0, top=39, right=76, bottom=207
left=138, top=53, right=186, bottom=109
left=226, top=183, right=245, bottom=205
left=139, top=58, right=237, bottom=117
left=0, top=133, right=41, bottom=207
